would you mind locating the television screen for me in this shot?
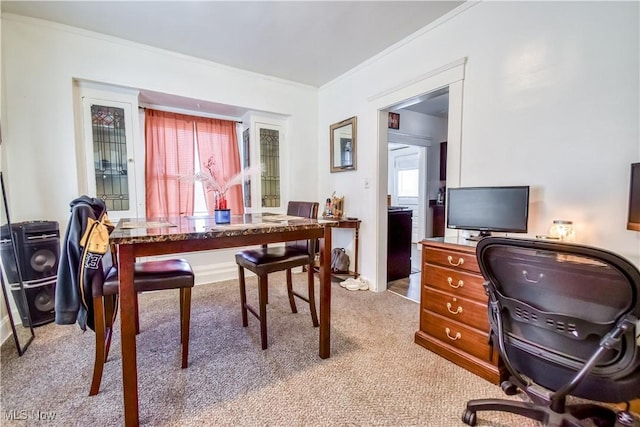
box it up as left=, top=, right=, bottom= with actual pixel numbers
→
left=447, top=186, right=530, bottom=239
left=628, top=163, right=640, bottom=231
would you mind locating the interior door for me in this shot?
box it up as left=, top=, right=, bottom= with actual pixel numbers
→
left=81, top=97, right=138, bottom=219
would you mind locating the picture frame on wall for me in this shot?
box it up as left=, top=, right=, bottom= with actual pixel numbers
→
left=388, top=112, right=400, bottom=129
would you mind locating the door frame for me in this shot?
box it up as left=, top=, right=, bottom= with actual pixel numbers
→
left=368, top=58, right=467, bottom=292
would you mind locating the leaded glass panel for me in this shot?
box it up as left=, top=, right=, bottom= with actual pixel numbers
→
left=260, top=128, right=280, bottom=208
left=91, top=105, right=129, bottom=211
left=242, top=128, right=251, bottom=208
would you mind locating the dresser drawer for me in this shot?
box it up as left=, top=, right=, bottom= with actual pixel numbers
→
left=421, top=286, right=489, bottom=331
left=423, top=265, right=487, bottom=303
left=424, top=247, right=480, bottom=273
left=420, top=311, right=493, bottom=362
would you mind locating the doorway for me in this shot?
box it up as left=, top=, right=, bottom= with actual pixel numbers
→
left=369, top=57, right=466, bottom=294
left=385, top=91, right=449, bottom=301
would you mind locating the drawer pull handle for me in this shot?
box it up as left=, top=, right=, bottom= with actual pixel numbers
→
left=446, top=302, right=463, bottom=315
left=523, top=270, right=544, bottom=284
left=447, top=255, right=464, bottom=266
left=447, top=277, right=464, bottom=288
left=445, top=327, right=461, bottom=341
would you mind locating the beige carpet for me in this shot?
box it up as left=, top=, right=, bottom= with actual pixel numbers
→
left=0, top=272, right=602, bottom=426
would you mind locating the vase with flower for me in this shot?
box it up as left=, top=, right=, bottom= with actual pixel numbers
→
left=213, top=189, right=231, bottom=224
left=190, top=156, right=257, bottom=224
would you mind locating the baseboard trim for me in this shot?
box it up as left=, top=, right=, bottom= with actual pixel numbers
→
left=0, top=315, right=13, bottom=346
left=193, top=261, right=244, bottom=285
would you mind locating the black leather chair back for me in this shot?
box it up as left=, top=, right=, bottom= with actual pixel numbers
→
left=285, top=201, right=319, bottom=256
left=476, top=237, right=640, bottom=403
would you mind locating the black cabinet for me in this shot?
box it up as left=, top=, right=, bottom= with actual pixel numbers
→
left=439, top=141, right=447, bottom=181
left=387, top=208, right=412, bottom=282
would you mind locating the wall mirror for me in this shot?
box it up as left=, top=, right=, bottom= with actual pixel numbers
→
left=330, top=116, right=357, bottom=173
left=0, top=172, right=35, bottom=355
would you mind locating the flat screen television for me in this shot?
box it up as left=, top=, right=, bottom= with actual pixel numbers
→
left=447, top=186, right=530, bottom=240
left=627, top=163, right=640, bottom=231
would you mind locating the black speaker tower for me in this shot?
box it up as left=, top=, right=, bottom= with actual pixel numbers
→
left=0, top=221, right=59, bottom=327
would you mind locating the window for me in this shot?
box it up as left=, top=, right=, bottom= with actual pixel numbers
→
left=397, top=169, right=419, bottom=198
left=192, top=136, right=208, bottom=215
left=144, top=109, right=241, bottom=217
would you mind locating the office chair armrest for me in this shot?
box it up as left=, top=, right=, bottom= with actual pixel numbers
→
left=552, top=314, right=639, bottom=402
left=600, top=315, right=637, bottom=349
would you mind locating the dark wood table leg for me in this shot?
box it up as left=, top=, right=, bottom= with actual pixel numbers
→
left=319, top=225, right=332, bottom=359
left=354, top=225, right=360, bottom=278
left=118, top=244, right=139, bottom=427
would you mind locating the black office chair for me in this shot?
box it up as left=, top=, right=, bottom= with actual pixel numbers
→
left=235, top=201, right=319, bottom=349
left=462, top=237, right=640, bottom=427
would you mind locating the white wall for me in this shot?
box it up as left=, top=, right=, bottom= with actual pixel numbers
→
left=1, top=14, right=319, bottom=285
left=319, top=1, right=640, bottom=290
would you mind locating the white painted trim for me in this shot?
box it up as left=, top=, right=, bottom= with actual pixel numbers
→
left=369, top=59, right=467, bottom=293
left=0, top=315, right=14, bottom=346
left=193, top=261, right=242, bottom=285
left=368, top=58, right=467, bottom=103
left=0, top=304, right=26, bottom=347
left=138, top=103, right=242, bottom=123
left=387, top=130, right=433, bottom=147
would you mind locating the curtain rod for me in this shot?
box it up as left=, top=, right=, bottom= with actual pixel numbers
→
left=138, top=106, right=243, bottom=124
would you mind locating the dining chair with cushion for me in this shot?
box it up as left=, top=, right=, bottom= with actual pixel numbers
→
left=235, top=201, right=319, bottom=349
left=90, top=254, right=194, bottom=396
left=55, top=196, right=194, bottom=396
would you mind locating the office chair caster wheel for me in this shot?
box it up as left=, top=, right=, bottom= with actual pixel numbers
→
left=500, top=380, right=518, bottom=395
left=615, top=410, right=640, bottom=427
left=462, top=409, right=477, bottom=426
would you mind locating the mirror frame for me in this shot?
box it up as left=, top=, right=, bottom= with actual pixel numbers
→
left=0, top=172, right=35, bottom=356
left=330, top=116, right=357, bottom=173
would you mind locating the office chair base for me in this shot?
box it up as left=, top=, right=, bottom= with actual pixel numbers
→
left=463, top=399, right=618, bottom=427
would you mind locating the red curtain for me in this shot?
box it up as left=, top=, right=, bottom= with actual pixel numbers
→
left=145, top=109, right=195, bottom=217
left=195, top=118, right=243, bottom=215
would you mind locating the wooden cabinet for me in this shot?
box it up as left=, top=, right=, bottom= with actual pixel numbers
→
left=439, top=141, right=447, bottom=181
left=415, top=239, right=505, bottom=384
left=387, top=209, right=412, bottom=282
left=430, top=203, right=445, bottom=237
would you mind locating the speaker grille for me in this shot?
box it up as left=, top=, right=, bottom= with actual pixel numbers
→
left=3, top=221, right=59, bottom=327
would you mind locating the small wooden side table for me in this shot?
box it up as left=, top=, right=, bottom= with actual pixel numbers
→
left=321, top=216, right=361, bottom=278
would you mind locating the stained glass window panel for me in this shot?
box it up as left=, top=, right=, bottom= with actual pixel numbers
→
left=260, top=128, right=280, bottom=208
left=242, top=128, right=252, bottom=208
left=91, top=105, right=129, bottom=211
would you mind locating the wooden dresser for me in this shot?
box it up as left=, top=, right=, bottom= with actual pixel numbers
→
left=415, top=239, right=505, bottom=384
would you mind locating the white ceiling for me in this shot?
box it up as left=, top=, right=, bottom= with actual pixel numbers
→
left=1, top=0, right=464, bottom=88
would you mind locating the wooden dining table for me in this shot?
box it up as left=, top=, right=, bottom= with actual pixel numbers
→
left=109, top=213, right=338, bottom=426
